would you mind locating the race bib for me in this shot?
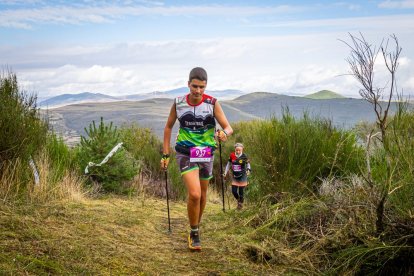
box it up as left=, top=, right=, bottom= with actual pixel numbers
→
left=190, top=146, right=212, bottom=162
left=232, top=164, right=242, bottom=172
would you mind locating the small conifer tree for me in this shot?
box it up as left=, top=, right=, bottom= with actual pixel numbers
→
left=77, top=117, right=136, bottom=193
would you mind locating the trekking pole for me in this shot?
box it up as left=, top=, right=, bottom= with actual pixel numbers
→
left=218, top=138, right=226, bottom=212
left=164, top=169, right=172, bottom=233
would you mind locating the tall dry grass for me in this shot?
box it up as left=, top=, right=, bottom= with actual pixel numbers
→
left=220, top=174, right=413, bottom=274
left=29, top=150, right=86, bottom=203
left=0, top=151, right=87, bottom=204
left=0, top=159, right=26, bottom=202
left=212, top=108, right=414, bottom=274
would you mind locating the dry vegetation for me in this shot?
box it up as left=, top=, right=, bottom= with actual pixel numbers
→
left=0, top=194, right=278, bottom=275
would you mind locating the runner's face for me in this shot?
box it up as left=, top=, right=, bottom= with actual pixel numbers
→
left=235, top=147, right=243, bottom=155
left=188, top=79, right=207, bottom=100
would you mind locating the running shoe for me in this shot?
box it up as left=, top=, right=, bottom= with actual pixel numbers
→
left=188, top=230, right=201, bottom=251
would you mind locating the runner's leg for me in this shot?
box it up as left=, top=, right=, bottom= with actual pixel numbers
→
left=239, top=186, right=245, bottom=203
left=232, top=185, right=239, bottom=201
left=198, top=158, right=213, bottom=224
left=182, top=169, right=201, bottom=227
left=199, top=179, right=209, bottom=224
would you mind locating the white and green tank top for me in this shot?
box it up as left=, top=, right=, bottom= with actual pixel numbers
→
left=175, top=94, right=217, bottom=151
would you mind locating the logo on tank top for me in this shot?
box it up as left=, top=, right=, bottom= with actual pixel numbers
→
left=185, top=121, right=204, bottom=127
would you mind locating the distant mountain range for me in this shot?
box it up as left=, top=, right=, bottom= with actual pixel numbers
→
left=39, top=92, right=120, bottom=108
left=39, top=88, right=246, bottom=108
left=44, top=91, right=407, bottom=146
left=40, top=89, right=349, bottom=108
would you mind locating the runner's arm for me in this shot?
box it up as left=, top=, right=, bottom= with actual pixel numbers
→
left=163, top=102, right=177, bottom=155
left=214, top=101, right=233, bottom=141
left=161, top=103, right=177, bottom=169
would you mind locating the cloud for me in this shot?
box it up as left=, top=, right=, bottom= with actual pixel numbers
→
left=405, top=76, right=414, bottom=89
left=3, top=19, right=412, bottom=98
left=17, top=53, right=411, bottom=99
left=0, top=0, right=45, bottom=5
left=379, top=0, right=414, bottom=9
left=293, top=65, right=341, bottom=89
left=18, top=63, right=189, bottom=97
left=334, top=2, right=361, bottom=11
left=399, top=56, right=411, bottom=66
left=248, top=13, right=414, bottom=33
left=0, top=3, right=305, bottom=29
left=9, top=32, right=412, bottom=98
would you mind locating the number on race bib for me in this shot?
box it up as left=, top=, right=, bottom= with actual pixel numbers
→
left=190, top=146, right=212, bottom=162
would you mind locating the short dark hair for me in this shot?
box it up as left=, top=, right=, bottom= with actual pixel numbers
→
left=189, top=67, right=207, bottom=82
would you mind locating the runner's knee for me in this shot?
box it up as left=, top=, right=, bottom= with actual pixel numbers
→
left=188, top=190, right=201, bottom=201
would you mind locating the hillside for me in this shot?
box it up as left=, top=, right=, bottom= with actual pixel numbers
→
left=44, top=91, right=403, bottom=146
left=44, top=98, right=174, bottom=146
left=44, top=97, right=257, bottom=145
left=304, top=90, right=345, bottom=99
left=40, top=89, right=246, bottom=108
left=39, top=92, right=120, bottom=108
left=0, top=196, right=276, bottom=275
left=225, top=92, right=400, bottom=128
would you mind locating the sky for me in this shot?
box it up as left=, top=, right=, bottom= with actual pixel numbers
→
left=1, top=0, right=414, bottom=100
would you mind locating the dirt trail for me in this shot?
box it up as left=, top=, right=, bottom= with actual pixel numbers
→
left=0, top=196, right=275, bottom=275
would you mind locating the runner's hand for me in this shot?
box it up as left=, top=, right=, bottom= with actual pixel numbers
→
left=160, top=155, right=170, bottom=170
left=247, top=169, right=251, bottom=176
left=217, top=130, right=228, bottom=142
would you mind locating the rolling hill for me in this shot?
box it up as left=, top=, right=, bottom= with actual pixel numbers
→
left=40, top=88, right=246, bottom=108
left=45, top=92, right=403, bottom=146
left=39, top=92, right=121, bottom=108
left=227, top=92, right=399, bottom=129
left=304, top=90, right=345, bottom=99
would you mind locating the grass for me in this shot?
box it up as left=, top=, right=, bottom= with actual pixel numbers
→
left=0, top=194, right=278, bottom=275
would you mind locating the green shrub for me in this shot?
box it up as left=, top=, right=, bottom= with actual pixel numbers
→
left=0, top=71, right=48, bottom=200
left=381, top=108, right=414, bottom=218
left=214, top=112, right=363, bottom=201
left=119, top=124, right=186, bottom=199
left=76, top=118, right=136, bottom=193
left=0, top=71, right=48, bottom=166
left=360, top=107, right=414, bottom=219
left=119, top=124, right=162, bottom=177
left=43, top=133, right=76, bottom=184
